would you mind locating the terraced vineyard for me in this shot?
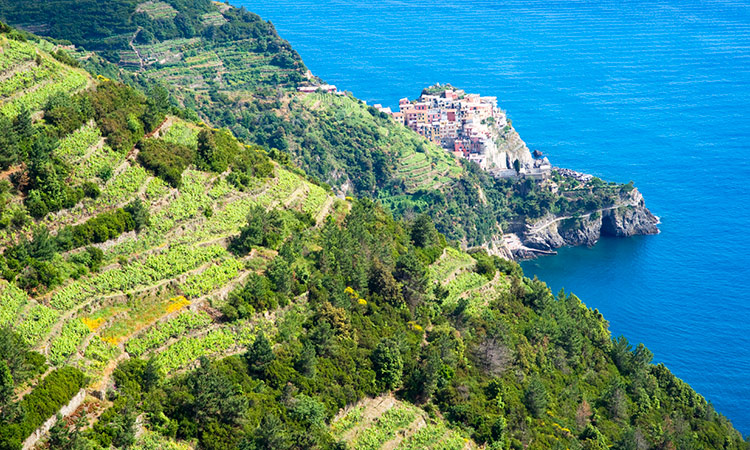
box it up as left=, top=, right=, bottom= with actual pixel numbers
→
left=331, top=395, right=476, bottom=450
left=0, top=34, right=89, bottom=117
left=298, top=92, right=462, bottom=193
left=135, top=1, right=178, bottom=20
left=0, top=33, right=345, bottom=448
left=2, top=118, right=341, bottom=382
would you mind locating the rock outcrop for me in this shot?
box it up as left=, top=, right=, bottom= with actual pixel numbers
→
left=601, top=202, right=660, bottom=237
left=490, top=124, right=535, bottom=171
left=500, top=188, right=659, bottom=260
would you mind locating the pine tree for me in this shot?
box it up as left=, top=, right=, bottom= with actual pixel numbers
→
left=246, top=333, right=274, bottom=376
left=0, top=360, right=13, bottom=410
left=372, top=338, right=403, bottom=390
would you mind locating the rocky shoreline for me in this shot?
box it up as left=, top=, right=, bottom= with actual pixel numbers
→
left=494, top=188, right=659, bottom=260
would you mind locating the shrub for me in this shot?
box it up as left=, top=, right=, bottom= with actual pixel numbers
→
left=56, top=208, right=136, bottom=250
left=137, top=138, right=194, bottom=187
left=0, top=367, right=86, bottom=449
left=229, top=206, right=284, bottom=254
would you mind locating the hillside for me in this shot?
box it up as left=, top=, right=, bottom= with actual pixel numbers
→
left=0, top=28, right=746, bottom=450
left=0, top=0, right=659, bottom=254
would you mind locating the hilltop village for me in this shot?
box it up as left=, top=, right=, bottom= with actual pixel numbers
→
left=374, top=85, right=552, bottom=178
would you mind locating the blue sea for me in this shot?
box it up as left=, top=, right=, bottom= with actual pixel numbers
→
left=240, top=0, right=750, bottom=434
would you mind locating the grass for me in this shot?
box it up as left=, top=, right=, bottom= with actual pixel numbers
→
left=135, top=1, right=178, bottom=20
left=352, top=404, right=417, bottom=450
left=99, top=295, right=191, bottom=346
left=429, top=247, right=476, bottom=282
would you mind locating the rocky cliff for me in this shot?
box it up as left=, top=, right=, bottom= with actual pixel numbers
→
left=499, top=188, right=659, bottom=259
left=487, top=123, right=535, bottom=171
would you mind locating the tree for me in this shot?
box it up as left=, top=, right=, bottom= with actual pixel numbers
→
left=372, top=338, right=403, bottom=390
left=224, top=273, right=277, bottom=320
left=230, top=206, right=284, bottom=254
left=524, top=376, right=548, bottom=418
left=631, top=343, right=653, bottom=375
left=410, top=214, right=438, bottom=248
left=48, top=413, right=93, bottom=450
left=580, top=424, right=608, bottom=450
left=29, top=227, right=57, bottom=261
left=294, top=341, right=317, bottom=377
left=0, top=328, right=34, bottom=379
left=611, top=336, right=632, bottom=374
left=124, top=199, right=150, bottom=231
left=12, top=108, right=32, bottom=145
left=266, top=256, right=292, bottom=295
left=603, top=379, right=627, bottom=421
left=395, top=249, right=428, bottom=310
left=289, top=395, right=326, bottom=427
left=612, top=428, right=648, bottom=450
left=196, top=129, right=217, bottom=171
left=251, top=414, right=292, bottom=450
left=513, top=158, right=521, bottom=175
left=0, top=116, right=17, bottom=169
left=189, top=358, right=248, bottom=426
left=142, top=86, right=170, bottom=132
left=576, top=399, right=592, bottom=431
left=368, top=259, right=403, bottom=306
left=0, top=361, right=13, bottom=410
left=246, top=333, right=274, bottom=376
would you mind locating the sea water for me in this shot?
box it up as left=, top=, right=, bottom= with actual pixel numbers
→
left=239, top=0, right=750, bottom=433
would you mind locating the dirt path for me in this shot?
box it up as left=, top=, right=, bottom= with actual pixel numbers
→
left=525, top=199, right=637, bottom=235
left=129, top=27, right=145, bottom=71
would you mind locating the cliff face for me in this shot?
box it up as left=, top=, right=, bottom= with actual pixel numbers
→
left=499, top=188, right=659, bottom=259
left=487, top=123, right=535, bottom=171
left=601, top=199, right=660, bottom=237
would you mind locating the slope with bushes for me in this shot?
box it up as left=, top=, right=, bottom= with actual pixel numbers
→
left=0, top=20, right=743, bottom=450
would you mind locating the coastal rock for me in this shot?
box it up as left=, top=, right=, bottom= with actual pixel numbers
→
left=522, top=221, right=566, bottom=251
left=501, top=232, right=557, bottom=260
left=601, top=206, right=659, bottom=237
left=495, top=125, right=534, bottom=171
left=501, top=188, right=659, bottom=260
left=601, top=191, right=660, bottom=236
left=558, top=214, right=603, bottom=247
left=484, top=236, right=515, bottom=260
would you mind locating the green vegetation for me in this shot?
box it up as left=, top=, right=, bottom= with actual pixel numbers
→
left=0, top=366, right=85, bottom=449
left=353, top=404, right=417, bottom=449
left=138, top=137, right=195, bottom=187
left=124, top=310, right=212, bottom=357
left=0, top=15, right=744, bottom=450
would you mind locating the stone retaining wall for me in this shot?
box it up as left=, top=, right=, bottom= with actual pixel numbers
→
left=22, top=389, right=86, bottom=450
